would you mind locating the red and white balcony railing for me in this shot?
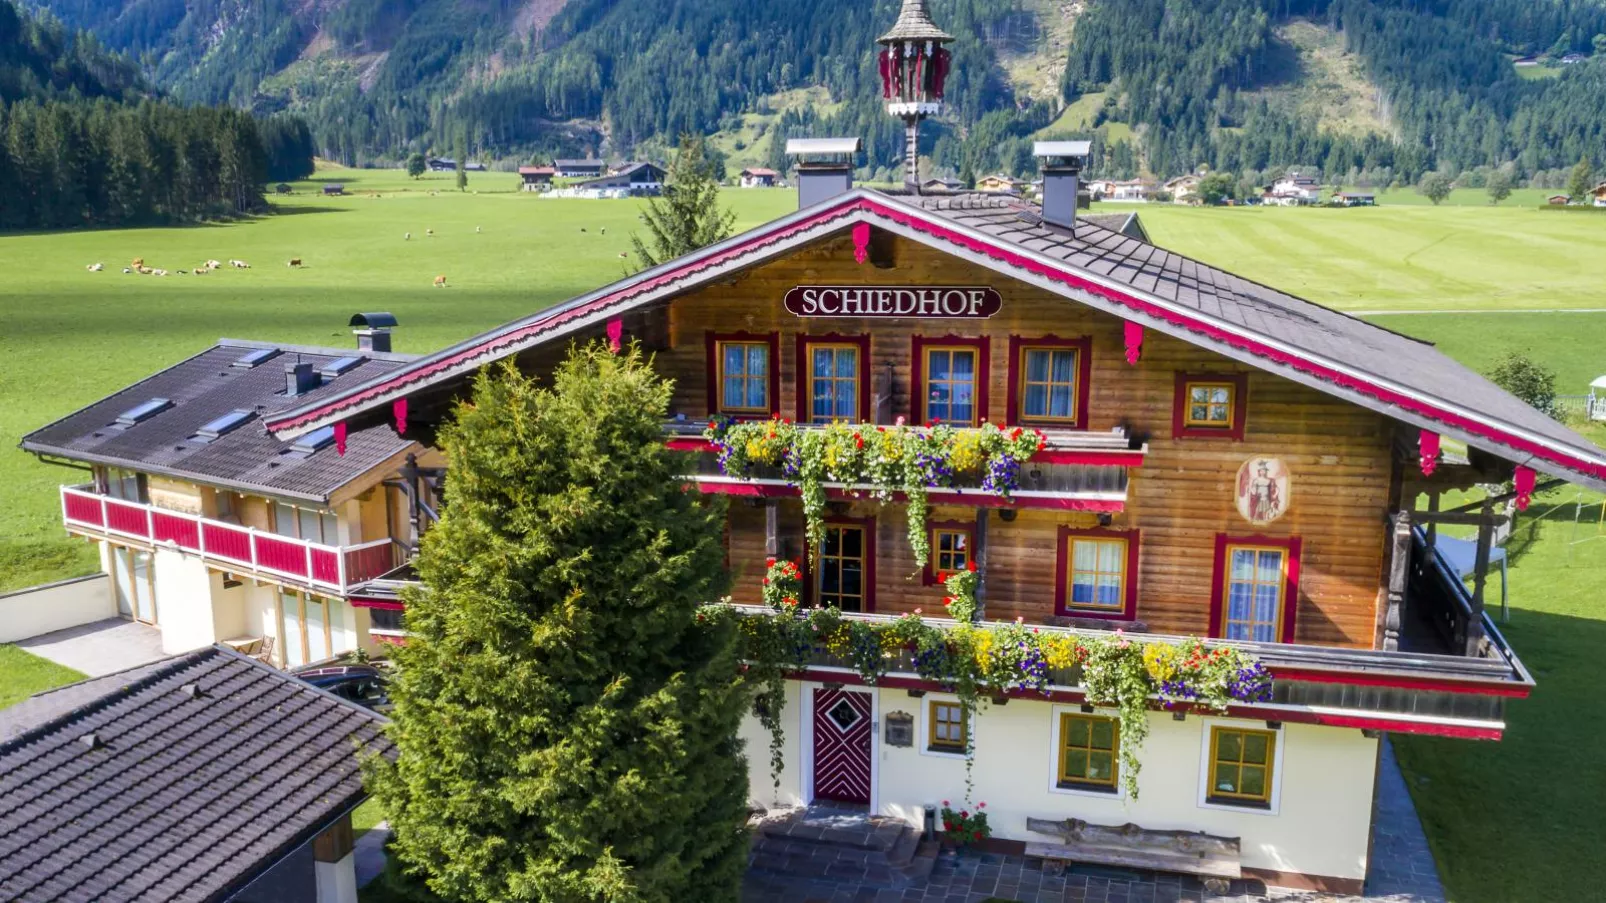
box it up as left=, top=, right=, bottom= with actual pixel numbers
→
left=60, top=485, right=396, bottom=596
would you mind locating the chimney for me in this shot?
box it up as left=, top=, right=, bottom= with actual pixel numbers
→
left=787, top=138, right=862, bottom=209
left=348, top=312, right=398, bottom=354
left=1034, top=141, right=1092, bottom=232
left=285, top=360, right=318, bottom=396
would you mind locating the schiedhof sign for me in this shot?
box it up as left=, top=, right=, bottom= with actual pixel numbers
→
left=783, top=285, right=1002, bottom=319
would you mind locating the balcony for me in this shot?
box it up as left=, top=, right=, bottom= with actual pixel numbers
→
left=726, top=604, right=1532, bottom=740
left=664, top=421, right=1141, bottom=511
left=59, top=485, right=397, bottom=597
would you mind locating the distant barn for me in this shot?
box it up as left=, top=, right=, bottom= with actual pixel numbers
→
left=322, top=184, right=344, bottom=196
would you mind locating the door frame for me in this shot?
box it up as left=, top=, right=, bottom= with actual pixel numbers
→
left=799, top=680, right=879, bottom=811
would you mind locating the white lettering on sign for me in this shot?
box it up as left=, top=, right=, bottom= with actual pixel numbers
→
left=783, top=286, right=1002, bottom=319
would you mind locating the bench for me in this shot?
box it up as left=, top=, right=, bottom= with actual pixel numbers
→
left=1024, top=817, right=1240, bottom=892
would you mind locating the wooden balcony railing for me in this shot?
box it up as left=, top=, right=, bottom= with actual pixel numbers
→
left=60, top=485, right=396, bottom=596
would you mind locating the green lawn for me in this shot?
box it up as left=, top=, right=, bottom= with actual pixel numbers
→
left=0, top=168, right=794, bottom=591
left=1392, top=494, right=1606, bottom=901
left=0, top=644, right=86, bottom=710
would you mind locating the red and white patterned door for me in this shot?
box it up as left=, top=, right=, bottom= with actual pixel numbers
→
left=812, top=687, right=872, bottom=804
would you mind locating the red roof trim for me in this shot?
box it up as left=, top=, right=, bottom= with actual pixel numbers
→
left=263, top=194, right=1606, bottom=482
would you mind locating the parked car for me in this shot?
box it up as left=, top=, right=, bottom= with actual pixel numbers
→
left=293, top=662, right=391, bottom=713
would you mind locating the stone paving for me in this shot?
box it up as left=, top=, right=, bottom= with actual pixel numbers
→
left=1358, top=741, right=1446, bottom=903
left=16, top=618, right=166, bottom=676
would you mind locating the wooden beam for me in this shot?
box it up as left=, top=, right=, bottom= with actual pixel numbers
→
left=1467, top=499, right=1492, bottom=656
left=764, top=500, right=778, bottom=558
left=1384, top=511, right=1411, bottom=652
left=1412, top=511, right=1508, bottom=527
left=974, top=508, right=989, bottom=620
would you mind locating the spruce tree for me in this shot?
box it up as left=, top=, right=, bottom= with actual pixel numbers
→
left=367, top=345, right=751, bottom=903
left=630, top=134, right=736, bottom=268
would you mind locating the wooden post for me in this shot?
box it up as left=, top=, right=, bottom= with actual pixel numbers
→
left=1383, top=510, right=1412, bottom=652
left=1467, top=499, right=1493, bottom=656
left=1426, top=491, right=1439, bottom=551
left=764, top=500, right=779, bottom=559
left=973, top=509, right=989, bottom=620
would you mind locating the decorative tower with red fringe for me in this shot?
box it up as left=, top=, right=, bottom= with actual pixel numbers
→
left=877, top=0, right=953, bottom=193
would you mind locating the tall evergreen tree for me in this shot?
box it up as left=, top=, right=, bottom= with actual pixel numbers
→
left=367, top=346, right=751, bottom=903
left=630, top=134, right=736, bottom=268
left=1566, top=156, right=1594, bottom=201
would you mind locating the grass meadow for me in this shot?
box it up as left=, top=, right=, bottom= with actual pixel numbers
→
left=1, top=167, right=1603, bottom=900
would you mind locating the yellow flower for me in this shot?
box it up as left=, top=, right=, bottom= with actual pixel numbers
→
left=1042, top=635, right=1078, bottom=670
left=971, top=631, right=994, bottom=669
left=1143, top=642, right=1178, bottom=683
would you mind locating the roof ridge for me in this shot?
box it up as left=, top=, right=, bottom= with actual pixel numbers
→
left=0, top=648, right=216, bottom=757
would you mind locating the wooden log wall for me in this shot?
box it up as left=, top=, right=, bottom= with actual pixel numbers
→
left=661, top=234, right=1392, bottom=648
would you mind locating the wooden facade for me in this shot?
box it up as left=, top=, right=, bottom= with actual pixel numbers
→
left=654, top=234, right=1393, bottom=649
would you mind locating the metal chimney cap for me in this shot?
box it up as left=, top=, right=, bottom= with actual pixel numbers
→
left=1034, top=140, right=1093, bottom=159
left=878, top=0, right=954, bottom=43
left=786, top=138, right=863, bottom=157
left=348, top=312, right=398, bottom=329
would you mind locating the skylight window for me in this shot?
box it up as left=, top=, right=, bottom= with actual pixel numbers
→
left=193, top=409, right=255, bottom=442
left=319, top=356, right=365, bottom=379
left=114, top=398, right=172, bottom=427
left=232, top=348, right=279, bottom=369
left=289, top=425, right=337, bottom=455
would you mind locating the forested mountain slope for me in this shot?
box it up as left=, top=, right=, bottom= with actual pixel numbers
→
left=25, top=0, right=1606, bottom=183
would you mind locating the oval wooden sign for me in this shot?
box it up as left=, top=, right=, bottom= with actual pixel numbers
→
left=783, top=285, right=1002, bottom=319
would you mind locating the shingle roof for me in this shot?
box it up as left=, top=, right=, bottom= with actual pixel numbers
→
left=878, top=0, right=953, bottom=42
left=262, top=188, right=1606, bottom=489
left=21, top=340, right=418, bottom=502
left=0, top=645, right=390, bottom=903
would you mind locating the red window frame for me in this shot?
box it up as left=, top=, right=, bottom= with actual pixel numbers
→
left=922, top=519, right=976, bottom=586
left=911, top=335, right=990, bottom=426
left=1208, top=533, right=1302, bottom=644
left=796, top=334, right=872, bottom=424
left=1053, top=526, right=1140, bottom=620
left=805, top=515, right=877, bottom=612
left=1173, top=372, right=1249, bottom=440
left=705, top=331, right=780, bottom=418
left=1007, top=335, right=1093, bottom=430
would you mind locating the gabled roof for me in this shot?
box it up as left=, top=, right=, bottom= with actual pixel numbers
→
left=262, top=188, right=1606, bottom=490
left=518, top=166, right=556, bottom=176
left=22, top=339, right=419, bottom=502
left=0, top=645, right=390, bottom=903
left=742, top=167, right=780, bottom=177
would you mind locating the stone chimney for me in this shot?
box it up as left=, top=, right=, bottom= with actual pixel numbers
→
left=1034, top=141, right=1092, bottom=232
left=348, top=312, right=398, bottom=354
left=787, top=138, right=862, bottom=209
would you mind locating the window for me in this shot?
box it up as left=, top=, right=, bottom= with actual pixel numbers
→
left=1215, top=539, right=1299, bottom=643
left=193, top=409, right=255, bottom=442
left=807, top=344, right=860, bottom=423
left=273, top=502, right=339, bottom=544
left=816, top=521, right=872, bottom=612
left=928, top=700, right=967, bottom=752
left=912, top=336, right=989, bottom=426
left=1173, top=373, right=1247, bottom=440
left=1184, top=381, right=1235, bottom=428
left=1057, top=713, right=1119, bottom=792
left=711, top=335, right=773, bottom=415
left=114, top=397, right=172, bottom=427
left=923, top=522, right=973, bottom=585
left=1207, top=726, right=1276, bottom=807
left=105, top=467, right=146, bottom=503
left=1008, top=336, right=1091, bottom=428
left=1055, top=528, right=1139, bottom=620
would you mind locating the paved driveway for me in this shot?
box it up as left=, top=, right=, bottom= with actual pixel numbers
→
left=16, top=618, right=166, bottom=676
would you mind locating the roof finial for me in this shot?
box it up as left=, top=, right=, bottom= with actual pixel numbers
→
left=876, top=0, right=955, bottom=193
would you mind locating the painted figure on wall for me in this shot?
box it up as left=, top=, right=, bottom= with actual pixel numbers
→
left=1237, top=457, right=1291, bottom=525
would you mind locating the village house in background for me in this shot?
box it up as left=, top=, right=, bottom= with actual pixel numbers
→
left=975, top=172, right=1026, bottom=194
left=1163, top=173, right=1202, bottom=203
left=22, top=314, right=438, bottom=666
left=921, top=177, right=965, bottom=192
left=550, top=161, right=668, bottom=199
left=740, top=167, right=782, bottom=188
left=426, top=157, right=484, bottom=173
left=0, top=644, right=389, bottom=903
left=1594, top=180, right=1606, bottom=206
left=553, top=158, right=607, bottom=178
left=1264, top=173, right=1322, bottom=206
left=518, top=165, right=556, bottom=191
left=1087, top=177, right=1154, bottom=202
left=1331, top=191, right=1376, bottom=207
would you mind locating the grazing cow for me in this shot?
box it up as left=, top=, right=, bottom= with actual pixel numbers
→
left=230, top=259, right=249, bottom=268
left=287, top=258, right=303, bottom=267
left=152, top=269, right=168, bottom=276
left=618, top=252, right=628, bottom=259
left=600, top=227, right=606, bottom=235
left=475, top=225, right=481, bottom=233
left=206, top=259, right=221, bottom=270
left=122, top=267, right=131, bottom=274
left=86, top=263, right=103, bottom=272
left=404, top=232, right=411, bottom=240
left=192, top=267, right=206, bottom=275
left=131, top=257, right=144, bottom=268
left=433, top=275, right=448, bottom=288
left=137, top=266, right=153, bottom=275
left=425, top=228, right=434, bottom=237
left=579, top=227, right=586, bottom=233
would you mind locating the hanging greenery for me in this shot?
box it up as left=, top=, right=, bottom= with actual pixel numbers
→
left=703, top=416, right=1046, bottom=568
left=708, top=590, right=1273, bottom=799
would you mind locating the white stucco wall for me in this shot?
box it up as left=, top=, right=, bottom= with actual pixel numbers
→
left=743, top=682, right=1379, bottom=883
left=152, top=547, right=218, bottom=653
left=0, top=574, right=117, bottom=643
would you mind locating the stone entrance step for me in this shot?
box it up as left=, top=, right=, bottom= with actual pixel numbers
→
left=748, top=804, right=939, bottom=887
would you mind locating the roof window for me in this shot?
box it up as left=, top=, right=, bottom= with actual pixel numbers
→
left=319, top=356, right=365, bottom=379
left=287, top=425, right=337, bottom=457
left=232, top=348, right=280, bottom=369
left=194, top=409, right=255, bottom=442
left=114, top=398, right=173, bottom=427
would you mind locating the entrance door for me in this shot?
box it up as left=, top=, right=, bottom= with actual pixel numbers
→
left=812, top=687, right=873, bottom=805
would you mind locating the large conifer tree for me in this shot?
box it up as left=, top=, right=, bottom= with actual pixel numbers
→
left=368, top=345, right=750, bottom=903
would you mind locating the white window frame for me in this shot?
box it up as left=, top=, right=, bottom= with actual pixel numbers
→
left=1047, top=704, right=1127, bottom=800
left=917, top=693, right=975, bottom=761
left=1196, top=716, right=1286, bottom=816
